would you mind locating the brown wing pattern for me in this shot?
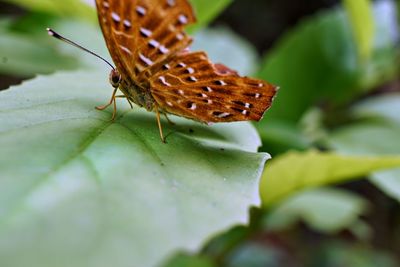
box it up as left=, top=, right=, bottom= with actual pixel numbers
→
left=149, top=52, right=278, bottom=123
left=95, top=0, right=196, bottom=82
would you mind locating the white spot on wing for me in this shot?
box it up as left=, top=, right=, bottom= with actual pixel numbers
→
left=119, top=45, right=132, bottom=55
left=111, top=12, right=121, bottom=22
left=159, top=76, right=171, bottom=86
left=149, top=39, right=159, bottom=48
left=216, top=80, right=227, bottom=86
left=188, top=76, right=197, bottom=82
left=178, top=14, right=188, bottom=24
left=136, top=6, right=146, bottom=16
left=216, top=112, right=231, bottom=118
left=123, top=20, right=131, bottom=28
left=139, top=53, right=153, bottom=66
left=140, top=27, right=152, bottom=37
left=159, top=45, right=169, bottom=54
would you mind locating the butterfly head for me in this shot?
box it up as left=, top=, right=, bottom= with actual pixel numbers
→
left=109, top=69, right=122, bottom=88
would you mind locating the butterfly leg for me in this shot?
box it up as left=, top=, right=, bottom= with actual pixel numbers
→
left=115, top=95, right=134, bottom=109
left=95, top=88, right=119, bottom=121
left=126, top=98, right=134, bottom=109
left=155, top=105, right=166, bottom=143
left=96, top=88, right=118, bottom=111
left=163, top=113, right=175, bottom=126
left=111, top=95, right=117, bottom=121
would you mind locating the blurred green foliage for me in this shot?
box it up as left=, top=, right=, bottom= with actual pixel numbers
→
left=265, top=188, right=369, bottom=234
left=257, top=1, right=398, bottom=122
left=187, top=0, right=233, bottom=33
left=343, top=0, right=375, bottom=61
left=0, top=0, right=400, bottom=266
left=2, top=0, right=96, bottom=21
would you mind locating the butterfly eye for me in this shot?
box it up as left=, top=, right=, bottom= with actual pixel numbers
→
left=109, top=70, right=121, bottom=88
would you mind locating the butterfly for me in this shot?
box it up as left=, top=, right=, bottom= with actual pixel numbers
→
left=83, top=0, right=277, bottom=142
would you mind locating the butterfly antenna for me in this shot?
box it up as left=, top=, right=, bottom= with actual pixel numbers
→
left=47, top=28, right=115, bottom=70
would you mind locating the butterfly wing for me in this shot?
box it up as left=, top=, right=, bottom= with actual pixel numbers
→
left=95, top=0, right=196, bottom=82
left=96, top=0, right=277, bottom=123
left=149, top=51, right=278, bottom=123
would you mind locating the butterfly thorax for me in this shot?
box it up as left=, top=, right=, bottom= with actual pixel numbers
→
left=118, top=76, right=155, bottom=112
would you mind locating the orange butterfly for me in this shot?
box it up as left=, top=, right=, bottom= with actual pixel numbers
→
left=50, top=0, right=277, bottom=142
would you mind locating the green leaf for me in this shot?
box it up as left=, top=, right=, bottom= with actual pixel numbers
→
left=326, top=93, right=400, bottom=204
left=265, top=188, right=369, bottom=234
left=188, top=0, right=233, bottom=33
left=351, top=93, right=400, bottom=125
left=0, top=70, right=269, bottom=267
left=2, top=0, right=96, bottom=21
left=257, top=1, right=399, bottom=124
left=309, top=241, right=399, bottom=267
left=326, top=93, right=400, bottom=155
left=371, top=169, right=400, bottom=203
left=260, top=150, right=400, bottom=206
left=343, top=0, right=375, bottom=61
left=327, top=122, right=400, bottom=155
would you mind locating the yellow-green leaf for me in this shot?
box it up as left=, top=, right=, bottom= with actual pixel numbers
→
left=343, top=0, right=375, bottom=61
left=2, top=0, right=96, bottom=21
left=261, top=150, right=400, bottom=206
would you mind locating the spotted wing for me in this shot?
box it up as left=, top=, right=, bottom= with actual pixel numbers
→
left=149, top=52, right=278, bottom=123
left=95, top=0, right=196, bottom=83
